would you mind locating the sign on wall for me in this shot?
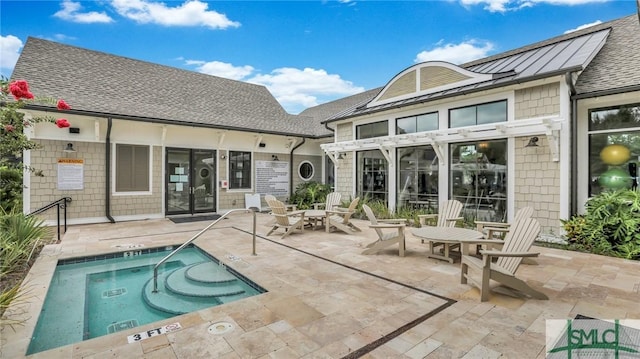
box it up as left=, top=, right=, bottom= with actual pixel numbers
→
left=57, top=158, right=84, bottom=190
left=255, top=160, right=289, bottom=196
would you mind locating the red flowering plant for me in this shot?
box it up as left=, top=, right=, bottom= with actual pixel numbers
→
left=1, top=77, right=72, bottom=210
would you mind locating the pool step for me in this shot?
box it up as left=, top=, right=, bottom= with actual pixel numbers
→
left=142, top=261, right=247, bottom=315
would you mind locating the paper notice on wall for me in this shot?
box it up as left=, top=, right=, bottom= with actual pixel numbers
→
left=255, top=160, right=289, bottom=196
left=57, top=158, right=84, bottom=190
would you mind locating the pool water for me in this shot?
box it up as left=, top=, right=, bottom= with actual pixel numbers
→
left=27, top=246, right=264, bottom=355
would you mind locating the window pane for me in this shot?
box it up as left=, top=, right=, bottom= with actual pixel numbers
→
left=357, top=150, right=387, bottom=204
left=397, top=146, right=438, bottom=210
left=449, top=107, right=476, bottom=128
left=396, top=117, right=415, bottom=135
left=357, top=120, right=388, bottom=139
left=477, top=101, right=507, bottom=125
left=416, top=112, right=438, bottom=132
left=588, top=132, right=639, bottom=196
left=229, top=151, right=252, bottom=189
left=115, top=144, right=150, bottom=192
left=589, top=104, right=640, bottom=131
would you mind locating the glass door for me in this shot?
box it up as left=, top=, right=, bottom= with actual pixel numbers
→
left=166, top=148, right=216, bottom=215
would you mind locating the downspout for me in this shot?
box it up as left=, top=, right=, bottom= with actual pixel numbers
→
left=567, top=72, right=578, bottom=217
left=289, top=138, right=306, bottom=195
left=105, top=117, right=115, bottom=223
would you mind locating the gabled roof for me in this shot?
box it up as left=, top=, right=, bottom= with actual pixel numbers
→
left=11, top=37, right=329, bottom=138
left=323, top=14, right=639, bottom=123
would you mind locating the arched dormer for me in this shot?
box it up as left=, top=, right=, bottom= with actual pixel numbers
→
left=368, top=61, right=494, bottom=108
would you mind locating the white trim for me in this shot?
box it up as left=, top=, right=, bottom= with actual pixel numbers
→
left=507, top=137, right=515, bottom=222
left=226, top=149, right=254, bottom=191
left=369, top=61, right=494, bottom=108
left=297, top=160, right=315, bottom=181
left=559, top=79, right=571, bottom=225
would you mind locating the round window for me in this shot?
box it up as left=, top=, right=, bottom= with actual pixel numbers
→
left=298, top=161, right=314, bottom=181
left=199, top=167, right=210, bottom=179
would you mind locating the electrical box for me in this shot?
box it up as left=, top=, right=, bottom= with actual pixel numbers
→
left=219, top=180, right=228, bottom=189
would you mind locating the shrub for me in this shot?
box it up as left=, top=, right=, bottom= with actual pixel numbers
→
left=561, top=189, right=640, bottom=259
left=288, top=181, right=333, bottom=209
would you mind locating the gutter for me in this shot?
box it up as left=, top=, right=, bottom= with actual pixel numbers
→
left=566, top=73, right=578, bottom=217
left=105, top=117, right=115, bottom=223
left=289, top=138, right=306, bottom=195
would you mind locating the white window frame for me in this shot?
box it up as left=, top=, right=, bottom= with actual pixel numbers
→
left=112, top=143, right=153, bottom=196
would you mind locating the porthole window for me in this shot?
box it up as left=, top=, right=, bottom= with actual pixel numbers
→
left=298, top=161, right=314, bottom=181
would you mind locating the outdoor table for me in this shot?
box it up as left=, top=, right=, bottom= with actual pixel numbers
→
left=411, top=226, right=484, bottom=263
left=304, top=209, right=327, bottom=230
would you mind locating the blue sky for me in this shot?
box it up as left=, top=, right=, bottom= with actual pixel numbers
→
left=1, top=1, right=637, bottom=114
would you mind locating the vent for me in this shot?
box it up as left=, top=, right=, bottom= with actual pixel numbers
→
left=102, top=288, right=127, bottom=298
left=107, top=319, right=138, bottom=333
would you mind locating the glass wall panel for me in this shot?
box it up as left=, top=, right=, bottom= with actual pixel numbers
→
left=449, top=100, right=507, bottom=128
left=356, top=120, right=388, bottom=139
left=397, top=146, right=438, bottom=211
left=357, top=150, right=388, bottom=204
left=588, top=104, right=640, bottom=196
left=449, top=140, right=507, bottom=222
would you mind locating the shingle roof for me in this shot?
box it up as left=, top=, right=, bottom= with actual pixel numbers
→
left=325, top=14, right=639, bottom=123
left=11, top=37, right=327, bottom=138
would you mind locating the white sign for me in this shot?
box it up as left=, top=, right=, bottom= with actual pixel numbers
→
left=57, top=158, right=84, bottom=190
left=255, top=160, right=289, bottom=196
left=127, top=322, right=182, bottom=343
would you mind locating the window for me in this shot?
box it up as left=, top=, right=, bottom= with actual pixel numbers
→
left=449, top=100, right=507, bottom=128
left=396, top=112, right=438, bottom=134
left=588, top=104, right=640, bottom=196
left=357, top=150, right=388, bottom=204
left=115, top=144, right=150, bottom=192
left=298, top=161, right=314, bottom=181
left=356, top=120, right=388, bottom=139
left=397, top=146, right=438, bottom=210
left=449, top=140, right=507, bottom=222
left=229, top=151, right=251, bottom=189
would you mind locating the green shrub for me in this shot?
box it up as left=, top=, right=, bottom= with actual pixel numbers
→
left=561, top=189, right=640, bottom=259
left=288, top=181, right=333, bottom=209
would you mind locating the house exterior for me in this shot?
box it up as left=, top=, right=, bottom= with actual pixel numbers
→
left=12, top=14, right=639, bottom=235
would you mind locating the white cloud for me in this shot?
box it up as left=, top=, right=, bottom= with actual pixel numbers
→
left=564, top=20, right=603, bottom=33
left=415, top=40, right=495, bottom=64
left=0, top=35, right=23, bottom=71
left=247, top=68, right=365, bottom=113
left=111, top=0, right=240, bottom=29
left=186, top=60, right=364, bottom=113
left=460, top=0, right=609, bottom=12
left=54, top=0, right=114, bottom=23
left=187, top=60, right=254, bottom=80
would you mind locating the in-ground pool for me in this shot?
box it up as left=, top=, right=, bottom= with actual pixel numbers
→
left=27, top=245, right=265, bottom=355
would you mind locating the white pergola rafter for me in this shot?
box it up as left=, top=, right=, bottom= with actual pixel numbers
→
left=321, top=115, right=565, bottom=163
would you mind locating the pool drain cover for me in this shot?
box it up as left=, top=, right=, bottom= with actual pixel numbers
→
left=107, top=319, right=138, bottom=333
left=208, top=322, right=233, bottom=335
left=103, top=288, right=127, bottom=298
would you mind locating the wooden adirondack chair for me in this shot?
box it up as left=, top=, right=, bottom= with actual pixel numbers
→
left=313, top=192, right=342, bottom=211
left=325, top=197, right=361, bottom=234
left=460, top=217, right=548, bottom=302
left=475, top=207, right=534, bottom=240
left=265, top=197, right=306, bottom=239
left=361, top=204, right=407, bottom=257
left=416, top=200, right=463, bottom=244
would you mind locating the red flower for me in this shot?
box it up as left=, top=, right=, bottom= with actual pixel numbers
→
left=9, top=80, right=34, bottom=100
left=4, top=124, right=15, bottom=132
left=57, top=99, right=71, bottom=110
left=55, top=118, right=71, bottom=128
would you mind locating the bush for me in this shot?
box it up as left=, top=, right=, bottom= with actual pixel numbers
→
left=288, top=181, right=333, bottom=209
left=561, top=189, right=640, bottom=259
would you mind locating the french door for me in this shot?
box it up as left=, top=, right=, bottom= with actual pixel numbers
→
left=166, top=148, right=216, bottom=215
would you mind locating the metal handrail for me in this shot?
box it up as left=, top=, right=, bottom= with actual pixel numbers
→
left=28, top=197, right=72, bottom=242
left=152, top=208, right=258, bottom=293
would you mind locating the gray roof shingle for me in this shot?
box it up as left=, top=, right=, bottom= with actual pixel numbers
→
left=11, top=37, right=328, bottom=137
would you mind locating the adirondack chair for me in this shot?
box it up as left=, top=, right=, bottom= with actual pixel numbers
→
left=416, top=200, right=463, bottom=244
left=313, top=192, right=342, bottom=211
left=475, top=207, right=534, bottom=240
left=325, top=197, right=361, bottom=234
left=265, top=197, right=306, bottom=239
left=361, top=204, right=407, bottom=257
left=460, top=217, right=548, bottom=302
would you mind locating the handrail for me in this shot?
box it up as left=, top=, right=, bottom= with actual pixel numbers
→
left=152, top=208, right=258, bottom=293
left=28, top=197, right=72, bottom=242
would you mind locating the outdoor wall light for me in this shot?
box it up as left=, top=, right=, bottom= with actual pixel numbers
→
left=337, top=153, right=345, bottom=160
left=272, top=155, right=279, bottom=161
left=525, top=136, right=539, bottom=147
left=63, top=143, right=76, bottom=153
left=220, top=154, right=227, bottom=159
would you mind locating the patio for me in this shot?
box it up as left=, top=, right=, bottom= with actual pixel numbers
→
left=2, top=211, right=639, bottom=358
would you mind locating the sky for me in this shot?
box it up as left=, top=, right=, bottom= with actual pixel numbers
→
left=1, top=1, right=638, bottom=114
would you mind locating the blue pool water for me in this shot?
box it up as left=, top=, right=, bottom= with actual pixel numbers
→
left=27, top=245, right=265, bottom=355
